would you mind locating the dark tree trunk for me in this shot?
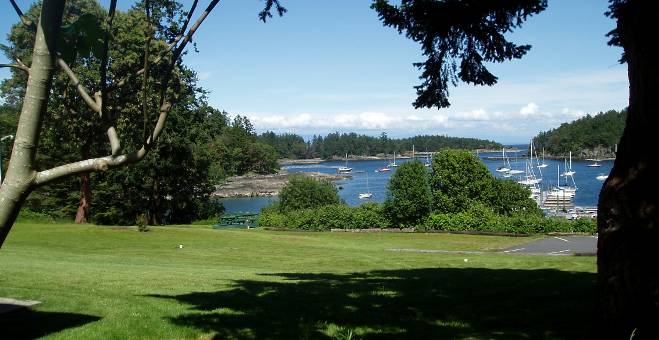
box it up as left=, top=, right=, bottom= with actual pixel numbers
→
left=74, top=173, right=92, bottom=224
left=150, top=175, right=162, bottom=225
left=75, top=137, right=93, bottom=224
left=597, top=1, right=659, bottom=338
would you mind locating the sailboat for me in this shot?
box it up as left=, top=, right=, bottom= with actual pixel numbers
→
left=562, top=151, right=576, bottom=177
left=388, top=152, right=398, bottom=167
left=495, top=148, right=511, bottom=173
left=507, top=149, right=524, bottom=175
left=358, top=172, right=373, bottom=199
left=537, top=147, right=548, bottom=168
left=543, top=164, right=576, bottom=209
left=337, top=153, right=352, bottom=173
left=587, top=158, right=602, bottom=167
left=596, top=174, right=608, bottom=181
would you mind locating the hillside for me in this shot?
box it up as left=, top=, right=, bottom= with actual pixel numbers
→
left=533, top=109, right=626, bottom=159
left=259, top=131, right=502, bottom=160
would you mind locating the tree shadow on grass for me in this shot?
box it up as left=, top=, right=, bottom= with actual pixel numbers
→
left=0, top=308, right=100, bottom=340
left=149, top=268, right=596, bottom=339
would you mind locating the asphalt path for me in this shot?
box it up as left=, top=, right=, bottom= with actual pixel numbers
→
left=501, top=235, right=597, bottom=255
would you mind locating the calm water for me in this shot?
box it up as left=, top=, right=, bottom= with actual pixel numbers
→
left=220, top=149, right=612, bottom=213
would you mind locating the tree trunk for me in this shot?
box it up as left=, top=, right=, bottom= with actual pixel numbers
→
left=597, top=1, right=659, bottom=337
left=150, top=175, right=161, bottom=225
left=74, top=173, right=92, bottom=223
left=0, top=0, right=65, bottom=248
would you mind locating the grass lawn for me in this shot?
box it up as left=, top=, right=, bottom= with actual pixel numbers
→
left=0, top=223, right=596, bottom=339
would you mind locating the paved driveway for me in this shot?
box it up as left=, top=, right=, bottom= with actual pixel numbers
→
left=501, top=235, right=597, bottom=255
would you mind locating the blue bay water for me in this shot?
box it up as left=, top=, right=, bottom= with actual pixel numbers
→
left=219, top=150, right=612, bottom=213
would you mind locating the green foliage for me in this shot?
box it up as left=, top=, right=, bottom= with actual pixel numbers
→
left=421, top=208, right=596, bottom=234
left=430, top=150, right=540, bottom=217
left=430, top=150, right=492, bottom=213
left=371, top=0, right=547, bottom=109
left=486, top=179, right=542, bottom=216
left=257, top=131, right=501, bottom=160
left=533, top=109, right=626, bottom=157
left=1, top=2, right=274, bottom=225
left=384, top=160, right=431, bottom=227
left=136, top=214, right=150, bottom=232
left=278, top=175, right=341, bottom=213
left=259, top=203, right=389, bottom=231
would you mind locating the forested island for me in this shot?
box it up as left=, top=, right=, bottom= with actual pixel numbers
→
left=258, top=131, right=502, bottom=160
left=533, top=109, right=626, bottom=159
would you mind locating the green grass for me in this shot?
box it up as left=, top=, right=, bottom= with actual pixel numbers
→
left=0, top=222, right=596, bottom=339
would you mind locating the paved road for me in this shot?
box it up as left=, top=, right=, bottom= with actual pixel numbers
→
left=501, top=235, right=597, bottom=255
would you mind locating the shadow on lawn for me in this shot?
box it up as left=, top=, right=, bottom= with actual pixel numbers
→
left=150, top=268, right=596, bottom=339
left=0, top=308, right=100, bottom=339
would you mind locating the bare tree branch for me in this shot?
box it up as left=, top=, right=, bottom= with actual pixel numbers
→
left=34, top=102, right=173, bottom=187
left=105, top=0, right=218, bottom=94
left=56, top=57, right=101, bottom=113
left=0, top=63, right=29, bottom=73
left=9, top=0, right=36, bottom=30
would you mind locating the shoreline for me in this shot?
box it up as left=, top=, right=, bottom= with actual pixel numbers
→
left=213, top=171, right=350, bottom=198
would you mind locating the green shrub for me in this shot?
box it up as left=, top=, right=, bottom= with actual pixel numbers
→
left=279, top=175, right=341, bottom=212
left=385, top=160, right=431, bottom=227
left=136, top=214, right=150, bottom=232
left=259, top=203, right=389, bottom=231
left=422, top=208, right=597, bottom=235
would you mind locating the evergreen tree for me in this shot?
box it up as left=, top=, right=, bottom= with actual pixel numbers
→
left=384, top=160, right=431, bottom=226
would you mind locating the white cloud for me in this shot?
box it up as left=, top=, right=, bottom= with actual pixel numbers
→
left=519, top=102, right=539, bottom=116
left=453, top=109, right=490, bottom=121
left=246, top=111, right=451, bottom=132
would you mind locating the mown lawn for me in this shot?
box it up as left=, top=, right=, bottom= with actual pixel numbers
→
left=0, top=223, right=596, bottom=339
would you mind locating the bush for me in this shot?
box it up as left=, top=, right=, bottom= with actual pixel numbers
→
left=384, top=160, right=431, bottom=227
left=136, top=214, right=150, bottom=232
left=421, top=207, right=597, bottom=235
left=430, top=150, right=540, bottom=217
left=258, top=203, right=389, bottom=231
left=279, top=175, right=341, bottom=212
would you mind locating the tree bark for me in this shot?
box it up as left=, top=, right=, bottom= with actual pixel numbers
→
left=74, top=173, right=92, bottom=224
left=0, top=0, right=65, bottom=247
left=597, top=1, right=659, bottom=337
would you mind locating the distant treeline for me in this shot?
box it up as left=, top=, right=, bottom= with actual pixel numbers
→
left=533, top=109, right=626, bottom=157
left=258, top=131, right=502, bottom=159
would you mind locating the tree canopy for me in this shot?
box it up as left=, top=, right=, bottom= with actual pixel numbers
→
left=533, top=109, right=626, bottom=158
left=371, top=0, right=547, bottom=109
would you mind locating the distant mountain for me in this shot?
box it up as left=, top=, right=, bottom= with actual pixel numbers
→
left=533, top=109, right=626, bottom=159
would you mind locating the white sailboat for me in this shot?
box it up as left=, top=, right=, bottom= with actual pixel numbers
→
left=507, top=150, right=524, bottom=175
left=562, top=151, right=575, bottom=177
left=358, top=172, right=373, bottom=199
left=587, top=158, right=602, bottom=167
left=388, top=152, right=398, bottom=167
left=496, top=148, right=511, bottom=173
left=537, top=147, right=548, bottom=168
left=596, top=174, right=609, bottom=181
left=337, top=153, right=352, bottom=173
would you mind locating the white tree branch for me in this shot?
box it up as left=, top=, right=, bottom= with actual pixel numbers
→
left=34, top=101, right=172, bottom=187
left=56, top=57, right=101, bottom=113
left=0, top=63, right=29, bottom=73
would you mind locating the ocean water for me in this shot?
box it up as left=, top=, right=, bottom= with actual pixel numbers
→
left=219, top=150, right=612, bottom=213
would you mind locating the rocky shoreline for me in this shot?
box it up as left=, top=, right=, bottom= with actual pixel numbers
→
left=213, top=171, right=350, bottom=198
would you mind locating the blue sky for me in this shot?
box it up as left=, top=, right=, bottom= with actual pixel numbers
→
left=1, top=0, right=628, bottom=144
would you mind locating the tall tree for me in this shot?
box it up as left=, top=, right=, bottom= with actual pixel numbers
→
left=385, top=160, right=431, bottom=226
left=0, top=0, right=225, bottom=246
left=373, top=0, right=657, bottom=336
